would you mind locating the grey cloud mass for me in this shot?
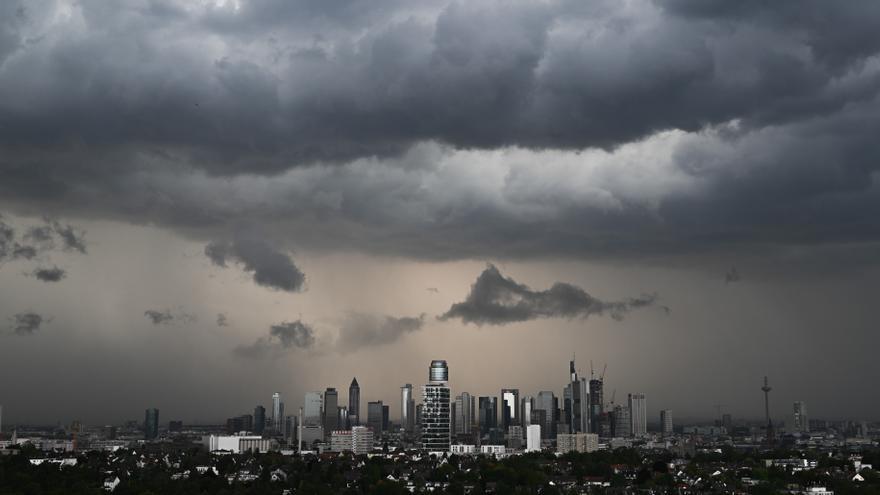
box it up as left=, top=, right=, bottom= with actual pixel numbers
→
left=335, top=313, right=426, bottom=353
left=234, top=319, right=316, bottom=359
left=0, top=0, right=876, bottom=263
left=440, top=264, right=657, bottom=325
left=10, top=311, right=47, bottom=336
left=205, top=236, right=305, bottom=292
left=144, top=309, right=195, bottom=326
left=31, top=266, right=66, bottom=283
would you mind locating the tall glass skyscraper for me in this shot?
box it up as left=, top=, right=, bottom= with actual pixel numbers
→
left=272, top=392, right=282, bottom=432
left=478, top=396, right=498, bottom=435
left=401, top=384, right=415, bottom=433
left=588, top=378, right=603, bottom=434
left=324, top=387, right=339, bottom=434
left=629, top=393, right=647, bottom=437
left=422, top=360, right=451, bottom=452
left=254, top=405, right=266, bottom=435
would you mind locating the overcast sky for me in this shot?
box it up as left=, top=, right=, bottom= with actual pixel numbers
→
left=1, top=0, right=880, bottom=426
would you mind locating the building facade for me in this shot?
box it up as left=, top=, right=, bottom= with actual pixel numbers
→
left=422, top=360, right=451, bottom=452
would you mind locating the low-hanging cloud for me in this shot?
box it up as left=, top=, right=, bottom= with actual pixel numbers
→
left=144, top=309, right=196, bottom=326
left=31, top=266, right=67, bottom=283
left=439, top=264, right=657, bottom=325
left=234, top=319, right=316, bottom=359
left=216, top=313, right=229, bottom=327
left=0, top=215, right=87, bottom=266
left=10, top=312, right=48, bottom=336
left=335, top=313, right=426, bottom=353
left=205, top=235, right=306, bottom=293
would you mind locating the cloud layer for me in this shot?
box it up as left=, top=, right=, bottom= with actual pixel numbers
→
left=440, top=264, right=656, bottom=325
left=0, top=1, right=876, bottom=263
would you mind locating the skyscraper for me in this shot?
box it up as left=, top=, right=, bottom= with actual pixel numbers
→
left=792, top=401, right=809, bottom=433
left=144, top=408, right=159, bottom=440
left=324, top=387, right=339, bottom=435
left=367, top=401, right=385, bottom=435
left=501, top=388, right=520, bottom=430
left=535, top=391, right=556, bottom=439
left=349, top=378, right=360, bottom=426
left=254, top=405, right=266, bottom=435
left=568, top=359, right=590, bottom=433
left=522, top=395, right=534, bottom=429
left=304, top=391, right=324, bottom=426
left=401, top=384, right=415, bottom=433
left=588, top=377, right=603, bottom=434
left=660, top=409, right=673, bottom=436
left=478, top=396, right=498, bottom=435
left=422, top=360, right=451, bottom=452
left=454, top=392, right=474, bottom=436
left=629, top=393, right=647, bottom=437
left=272, top=392, right=282, bottom=432
left=612, top=405, right=631, bottom=438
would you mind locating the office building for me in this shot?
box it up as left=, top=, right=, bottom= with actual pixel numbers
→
left=401, top=384, right=415, bottom=433
left=144, top=408, right=159, bottom=440
left=272, top=392, right=282, bottom=432
left=349, top=378, right=360, bottom=426
left=422, top=360, right=451, bottom=452
left=501, top=389, right=520, bottom=430
left=522, top=395, right=534, bottom=429
left=454, top=392, right=474, bottom=435
left=526, top=424, right=541, bottom=452
left=661, top=409, right=673, bottom=436
left=338, top=406, right=349, bottom=430
left=204, top=435, right=277, bottom=454
left=324, top=388, right=339, bottom=434
left=613, top=405, right=632, bottom=438
left=367, top=401, right=385, bottom=435
left=479, top=396, right=498, bottom=435
left=568, top=360, right=589, bottom=433
left=629, top=393, right=647, bottom=437
left=535, top=391, right=557, bottom=439
left=793, top=401, right=809, bottom=433
left=304, top=391, right=324, bottom=426
left=254, top=405, right=266, bottom=435
left=226, top=414, right=253, bottom=434
left=507, top=425, right=523, bottom=449
left=556, top=433, right=599, bottom=453
left=589, top=377, right=603, bottom=434
left=329, top=426, right=374, bottom=455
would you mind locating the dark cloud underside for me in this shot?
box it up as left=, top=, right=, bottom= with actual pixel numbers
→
left=440, top=264, right=656, bottom=325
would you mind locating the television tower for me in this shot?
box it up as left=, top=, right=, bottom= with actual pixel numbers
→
left=761, top=376, right=775, bottom=443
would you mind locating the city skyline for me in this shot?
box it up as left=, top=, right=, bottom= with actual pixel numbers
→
left=2, top=0, right=880, bottom=427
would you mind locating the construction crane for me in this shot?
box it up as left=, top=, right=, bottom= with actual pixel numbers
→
left=600, top=364, right=607, bottom=381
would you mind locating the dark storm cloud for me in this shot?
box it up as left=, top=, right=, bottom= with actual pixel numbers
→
left=205, top=236, right=305, bottom=292
left=234, top=319, right=315, bottom=359
left=440, top=264, right=657, bottom=325
left=335, top=313, right=425, bottom=353
left=31, top=266, right=66, bottom=283
left=144, top=309, right=196, bottom=326
left=9, top=312, right=47, bottom=336
left=0, top=1, right=878, bottom=261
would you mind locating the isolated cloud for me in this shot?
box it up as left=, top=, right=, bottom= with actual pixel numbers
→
left=0, top=215, right=87, bottom=265
left=144, top=309, right=195, bottom=326
left=31, top=266, right=66, bottom=283
left=234, top=319, right=316, bottom=359
left=440, top=264, right=657, bottom=325
left=206, top=235, right=306, bottom=292
left=10, top=312, right=47, bottom=336
left=216, top=313, right=229, bottom=327
left=725, top=267, right=741, bottom=284
left=335, top=313, right=426, bottom=353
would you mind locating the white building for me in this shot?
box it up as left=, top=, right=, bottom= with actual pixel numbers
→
left=450, top=444, right=477, bottom=455
left=629, top=393, right=647, bottom=437
left=526, top=424, right=541, bottom=452
left=328, top=426, right=374, bottom=455
left=480, top=445, right=506, bottom=455
left=556, top=433, right=599, bottom=454
left=203, top=435, right=277, bottom=454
